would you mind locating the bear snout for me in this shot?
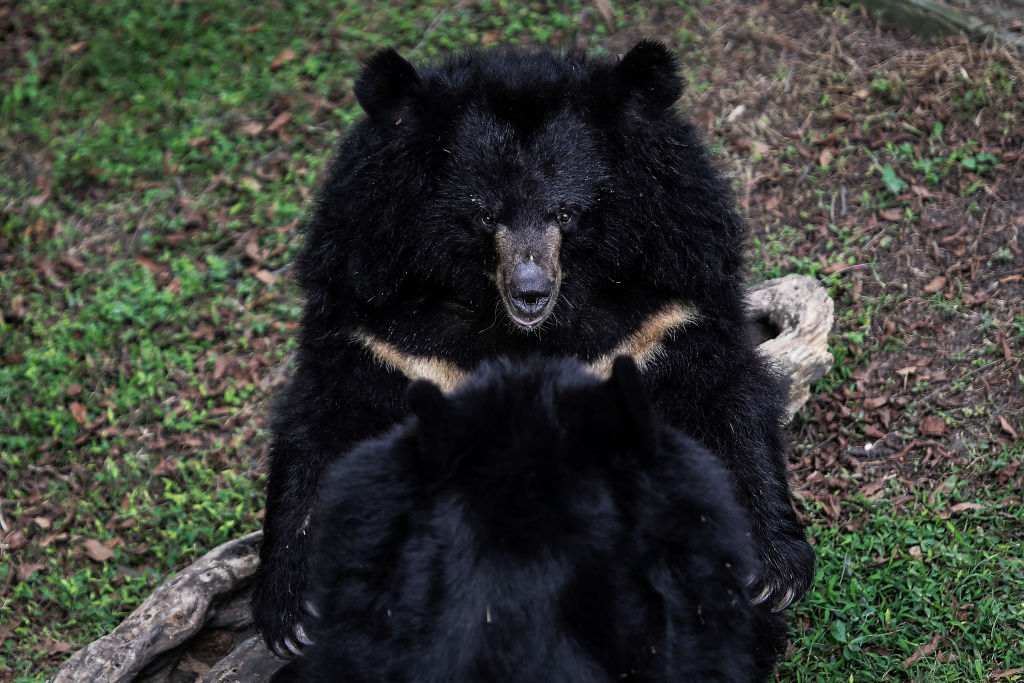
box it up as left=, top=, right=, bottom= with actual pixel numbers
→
left=507, top=261, right=553, bottom=317
left=494, top=225, right=563, bottom=330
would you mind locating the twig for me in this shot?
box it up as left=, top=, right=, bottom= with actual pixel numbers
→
left=409, top=0, right=474, bottom=55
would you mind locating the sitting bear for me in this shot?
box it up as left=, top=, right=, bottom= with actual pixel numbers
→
left=273, top=357, right=779, bottom=683
left=253, top=41, right=814, bottom=663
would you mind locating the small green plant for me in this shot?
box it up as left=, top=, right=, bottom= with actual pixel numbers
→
left=879, top=163, right=908, bottom=195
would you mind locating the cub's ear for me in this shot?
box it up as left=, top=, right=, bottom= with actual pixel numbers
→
left=609, top=356, right=658, bottom=455
left=586, top=356, right=658, bottom=458
left=611, top=40, right=683, bottom=113
left=406, top=380, right=456, bottom=483
left=354, top=48, right=422, bottom=127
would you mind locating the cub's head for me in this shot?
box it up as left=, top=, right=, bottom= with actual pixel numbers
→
left=404, top=356, right=657, bottom=548
left=309, top=42, right=736, bottom=333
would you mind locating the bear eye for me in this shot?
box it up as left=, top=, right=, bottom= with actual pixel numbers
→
left=556, top=209, right=573, bottom=224
left=480, top=213, right=495, bottom=227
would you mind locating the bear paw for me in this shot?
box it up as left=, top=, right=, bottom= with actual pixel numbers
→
left=748, top=536, right=816, bottom=612
left=251, top=575, right=315, bottom=658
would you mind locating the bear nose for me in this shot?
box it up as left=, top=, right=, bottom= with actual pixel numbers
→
left=508, top=261, right=552, bottom=315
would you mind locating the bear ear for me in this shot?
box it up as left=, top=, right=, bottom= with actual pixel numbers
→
left=354, top=48, right=422, bottom=127
left=608, top=356, right=658, bottom=455
left=406, top=379, right=450, bottom=440
left=586, top=356, right=658, bottom=458
left=406, top=380, right=457, bottom=483
left=610, top=40, right=683, bottom=113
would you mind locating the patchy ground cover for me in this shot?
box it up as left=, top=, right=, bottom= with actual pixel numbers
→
left=1, top=0, right=1021, bottom=680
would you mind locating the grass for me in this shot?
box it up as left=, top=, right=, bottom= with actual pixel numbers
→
left=783, top=487, right=1024, bottom=681
left=2, top=0, right=1023, bottom=681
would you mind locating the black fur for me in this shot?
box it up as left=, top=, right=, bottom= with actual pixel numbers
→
left=275, top=357, right=774, bottom=682
left=253, top=41, right=814, bottom=666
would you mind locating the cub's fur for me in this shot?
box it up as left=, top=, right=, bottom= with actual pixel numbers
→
left=274, top=358, right=772, bottom=682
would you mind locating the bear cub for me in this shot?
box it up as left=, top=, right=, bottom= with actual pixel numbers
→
left=275, top=357, right=775, bottom=683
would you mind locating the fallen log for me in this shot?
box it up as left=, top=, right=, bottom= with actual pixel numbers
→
left=842, top=0, right=1024, bottom=51
left=52, top=274, right=834, bottom=683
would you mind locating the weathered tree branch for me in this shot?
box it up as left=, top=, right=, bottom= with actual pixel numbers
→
left=843, top=0, right=1024, bottom=51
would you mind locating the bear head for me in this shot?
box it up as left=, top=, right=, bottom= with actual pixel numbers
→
left=403, top=356, right=657, bottom=553
left=301, top=42, right=744, bottom=337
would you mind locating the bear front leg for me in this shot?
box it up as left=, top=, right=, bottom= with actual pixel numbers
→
left=741, top=468, right=816, bottom=613
left=252, top=435, right=320, bottom=657
left=252, top=348, right=408, bottom=657
left=708, top=381, right=816, bottom=614
left=652, top=348, right=815, bottom=615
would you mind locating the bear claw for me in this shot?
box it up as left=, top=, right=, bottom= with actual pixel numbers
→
left=772, top=587, right=796, bottom=612
left=295, top=623, right=314, bottom=646
left=751, top=584, right=772, bottom=605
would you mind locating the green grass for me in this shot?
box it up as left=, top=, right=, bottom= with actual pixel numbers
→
left=781, top=486, right=1024, bottom=681
left=2, top=0, right=1022, bottom=680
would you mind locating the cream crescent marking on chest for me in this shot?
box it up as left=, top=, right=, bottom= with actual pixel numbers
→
left=351, top=302, right=699, bottom=391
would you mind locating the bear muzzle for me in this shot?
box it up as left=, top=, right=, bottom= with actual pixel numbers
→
left=494, top=225, right=562, bottom=330
left=507, top=261, right=553, bottom=320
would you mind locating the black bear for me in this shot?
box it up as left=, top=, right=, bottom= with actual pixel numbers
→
left=274, top=356, right=773, bottom=682
left=253, top=41, right=814, bottom=666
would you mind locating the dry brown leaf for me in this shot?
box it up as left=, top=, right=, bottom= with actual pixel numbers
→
left=6, top=294, right=26, bottom=323
left=153, top=457, right=179, bottom=478
left=45, top=641, right=76, bottom=654
left=750, top=140, right=771, bottom=156
left=726, top=104, right=746, bottom=122
left=998, top=415, right=1018, bottom=439
left=17, top=563, right=45, bottom=582
left=949, top=502, right=985, bottom=513
left=69, top=401, right=87, bottom=425
left=255, top=269, right=277, bottom=284
left=270, top=47, right=297, bottom=70
left=267, top=112, right=292, bottom=133
left=213, top=355, right=235, bottom=380
left=243, top=239, right=263, bottom=263
left=821, top=262, right=853, bottom=275
left=27, top=190, right=51, bottom=208
left=993, top=668, right=1024, bottom=680
left=919, top=416, right=946, bottom=436
left=863, top=424, right=887, bottom=439
left=3, top=530, right=27, bottom=550
left=83, top=538, right=115, bottom=562
left=923, top=276, right=946, bottom=294
left=135, top=256, right=167, bottom=277
left=240, top=121, right=264, bottom=136
left=902, top=633, right=940, bottom=667
left=878, top=208, right=902, bottom=222
left=62, top=255, right=85, bottom=272
left=864, top=394, right=890, bottom=410
left=25, top=218, right=48, bottom=240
